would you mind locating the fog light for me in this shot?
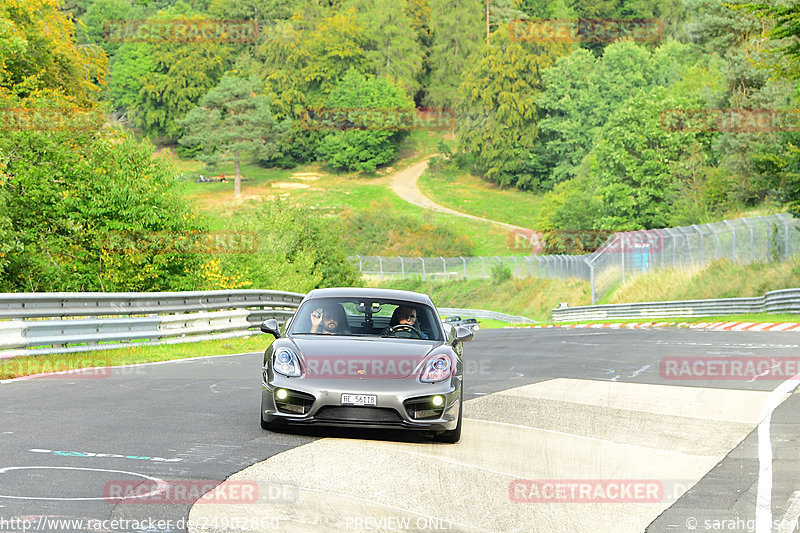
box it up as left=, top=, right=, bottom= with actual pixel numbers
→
left=432, top=395, right=444, bottom=407
left=276, top=389, right=288, bottom=400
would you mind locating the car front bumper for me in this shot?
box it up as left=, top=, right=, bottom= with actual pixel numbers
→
left=261, top=373, right=462, bottom=432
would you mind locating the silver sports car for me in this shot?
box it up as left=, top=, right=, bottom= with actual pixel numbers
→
left=259, top=288, right=474, bottom=443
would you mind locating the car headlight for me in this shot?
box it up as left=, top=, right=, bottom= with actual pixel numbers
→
left=273, top=348, right=302, bottom=377
left=420, top=354, right=452, bottom=383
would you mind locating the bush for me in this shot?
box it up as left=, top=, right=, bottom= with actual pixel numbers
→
left=339, top=200, right=474, bottom=257
left=211, top=202, right=361, bottom=293
left=316, top=70, right=414, bottom=173
left=0, top=99, right=205, bottom=291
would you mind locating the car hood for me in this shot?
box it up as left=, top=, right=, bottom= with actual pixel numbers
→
left=289, top=336, right=440, bottom=379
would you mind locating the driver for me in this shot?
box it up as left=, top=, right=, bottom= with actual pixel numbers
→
left=382, top=305, right=428, bottom=339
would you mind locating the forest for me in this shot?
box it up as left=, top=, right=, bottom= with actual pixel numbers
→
left=0, top=0, right=798, bottom=290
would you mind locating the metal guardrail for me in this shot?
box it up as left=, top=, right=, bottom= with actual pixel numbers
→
left=551, top=287, right=800, bottom=322
left=0, top=290, right=304, bottom=359
left=0, top=290, right=531, bottom=359
left=0, top=290, right=305, bottom=319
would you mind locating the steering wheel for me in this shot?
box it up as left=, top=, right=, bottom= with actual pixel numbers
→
left=387, top=324, right=423, bottom=339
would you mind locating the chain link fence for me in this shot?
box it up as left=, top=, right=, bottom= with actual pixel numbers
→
left=351, top=213, right=800, bottom=304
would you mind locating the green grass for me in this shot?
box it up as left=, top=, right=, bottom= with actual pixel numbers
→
left=606, top=259, right=800, bottom=303
left=0, top=335, right=271, bottom=380
left=418, top=163, right=544, bottom=229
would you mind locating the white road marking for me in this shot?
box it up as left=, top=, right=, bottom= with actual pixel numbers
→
left=778, top=491, right=800, bottom=533
left=0, top=466, right=166, bottom=501
left=756, top=374, right=800, bottom=533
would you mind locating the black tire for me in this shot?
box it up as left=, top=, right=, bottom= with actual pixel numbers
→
left=434, top=390, right=462, bottom=443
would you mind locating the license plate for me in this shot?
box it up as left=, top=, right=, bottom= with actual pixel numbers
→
left=341, top=394, right=377, bottom=406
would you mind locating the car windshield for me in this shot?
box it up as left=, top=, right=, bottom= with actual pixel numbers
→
left=288, top=297, right=443, bottom=341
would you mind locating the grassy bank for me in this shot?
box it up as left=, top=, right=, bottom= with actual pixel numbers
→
left=0, top=336, right=271, bottom=380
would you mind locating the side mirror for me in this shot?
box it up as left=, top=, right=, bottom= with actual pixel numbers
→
left=452, top=326, right=474, bottom=346
left=260, top=319, right=281, bottom=338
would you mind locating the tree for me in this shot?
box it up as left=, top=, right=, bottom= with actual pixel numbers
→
left=0, top=0, right=107, bottom=103
left=346, top=0, right=426, bottom=99
left=456, top=26, right=568, bottom=189
left=589, top=88, right=709, bottom=230
left=0, top=94, right=205, bottom=291
left=316, top=69, right=414, bottom=172
left=426, top=0, right=485, bottom=108
left=179, top=75, right=278, bottom=197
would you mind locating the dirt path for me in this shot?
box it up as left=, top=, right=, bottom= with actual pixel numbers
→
left=389, top=157, right=534, bottom=233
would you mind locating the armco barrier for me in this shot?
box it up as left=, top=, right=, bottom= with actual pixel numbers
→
left=0, top=291, right=529, bottom=359
left=0, top=290, right=304, bottom=359
left=551, top=287, right=800, bottom=321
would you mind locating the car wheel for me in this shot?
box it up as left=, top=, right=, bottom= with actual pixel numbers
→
left=434, top=390, right=462, bottom=443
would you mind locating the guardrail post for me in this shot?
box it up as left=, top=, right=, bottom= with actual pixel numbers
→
left=525, top=256, right=532, bottom=277
left=441, top=256, right=446, bottom=277
left=460, top=256, right=466, bottom=279
left=420, top=257, right=426, bottom=281
left=378, top=256, right=383, bottom=280
left=587, top=259, right=596, bottom=304
left=480, top=257, right=485, bottom=279
left=356, top=255, right=362, bottom=273
left=398, top=256, right=405, bottom=279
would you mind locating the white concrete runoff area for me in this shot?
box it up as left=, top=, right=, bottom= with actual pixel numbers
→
left=189, top=379, right=784, bottom=533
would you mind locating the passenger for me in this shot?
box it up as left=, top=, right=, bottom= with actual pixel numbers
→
left=382, top=305, right=428, bottom=339
left=309, top=303, right=350, bottom=335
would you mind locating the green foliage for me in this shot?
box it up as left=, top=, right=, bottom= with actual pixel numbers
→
left=316, top=69, right=414, bottom=172
left=589, top=88, right=710, bottom=230
left=214, top=202, right=361, bottom=292
left=426, top=0, right=484, bottom=108
left=457, top=26, right=568, bottom=189
left=534, top=174, right=608, bottom=253
left=340, top=200, right=474, bottom=257
left=112, top=12, right=232, bottom=141
left=491, top=261, right=512, bottom=283
left=179, top=74, right=279, bottom=193
left=345, top=0, right=425, bottom=99
left=0, top=0, right=107, bottom=103
left=0, top=98, right=204, bottom=291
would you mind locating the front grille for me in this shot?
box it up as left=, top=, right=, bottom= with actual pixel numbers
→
left=315, top=406, right=403, bottom=423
